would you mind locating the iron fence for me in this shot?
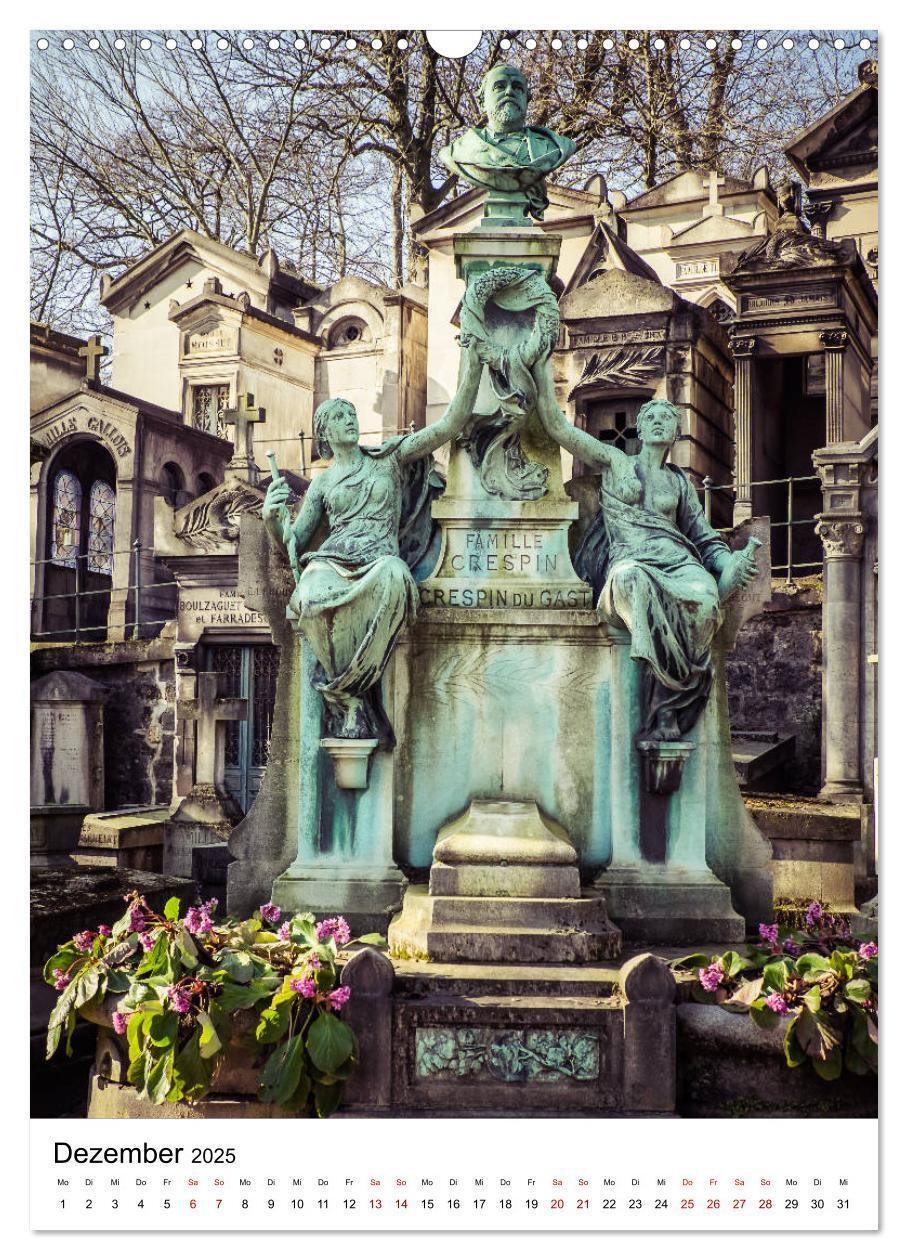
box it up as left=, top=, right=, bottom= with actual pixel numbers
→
left=31, top=539, right=178, bottom=644
left=699, top=474, right=823, bottom=583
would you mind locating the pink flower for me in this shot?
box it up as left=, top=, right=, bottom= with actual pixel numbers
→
left=259, top=902, right=282, bottom=925
left=277, top=922, right=291, bottom=941
left=203, top=898, right=219, bottom=914
left=138, top=932, right=155, bottom=952
left=97, top=924, right=111, bottom=938
left=859, top=941, right=878, bottom=960
left=128, top=906, right=146, bottom=933
left=112, top=1011, right=129, bottom=1035
left=329, top=986, right=351, bottom=1011
left=806, top=901, right=823, bottom=928
left=73, top=931, right=96, bottom=953
left=167, top=985, right=191, bottom=1014
left=290, top=977, right=316, bottom=999
left=52, top=968, right=68, bottom=992
left=758, top=923, right=779, bottom=948
left=782, top=937, right=800, bottom=957
left=316, top=916, right=351, bottom=946
left=698, top=962, right=724, bottom=993
left=765, top=993, right=789, bottom=1014
left=184, top=905, right=213, bottom=936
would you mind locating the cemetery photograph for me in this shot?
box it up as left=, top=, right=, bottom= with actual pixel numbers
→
left=29, top=29, right=878, bottom=1121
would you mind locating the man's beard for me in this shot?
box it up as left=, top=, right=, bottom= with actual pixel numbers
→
left=488, top=100, right=524, bottom=134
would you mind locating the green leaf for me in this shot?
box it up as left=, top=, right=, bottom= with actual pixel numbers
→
left=845, top=978, right=872, bottom=1004
left=802, top=984, right=823, bottom=1014
left=794, top=1005, right=841, bottom=1061
left=721, top=951, right=746, bottom=979
left=256, top=1000, right=293, bottom=1045
left=43, top=946, right=81, bottom=985
left=173, top=927, right=199, bottom=969
left=171, top=1031, right=214, bottom=1101
left=795, top=953, right=832, bottom=978
left=783, top=1015, right=807, bottom=1067
left=147, top=1011, right=179, bottom=1049
left=216, top=951, right=255, bottom=983
left=812, top=1047, right=843, bottom=1081
left=136, top=932, right=172, bottom=982
left=306, top=1011, right=356, bottom=1076
left=197, top=1010, right=222, bottom=1060
left=290, top=916, right=319, bottom=948
left=749, top=999, right=780, bottom=1031
left=258, top=1034, right=304, bottom=1106
left=104, top=969, right=132, bottom=994
left=219, top=978, right=278, bottom=1014
left=284, top=1067, right=312, bottom=1114
left=762, top=960, right=789, bottom=992
left=312, top=1079, right=344, bottom=1118
left=164, top=896, right=181, bottom=921
left=144, top=1047, right=175, bottom=1104
left=355, top=933, right=388, bottom=949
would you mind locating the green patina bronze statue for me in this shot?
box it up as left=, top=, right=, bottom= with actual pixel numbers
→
left=262, top=341, right=482, bottom=742
left=440, top=64, right=577, bottom=225
left=531, top=357, right=760, bottom=746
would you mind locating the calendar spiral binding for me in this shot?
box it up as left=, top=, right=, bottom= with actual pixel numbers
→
left=34, top=31, right=878, bottom=57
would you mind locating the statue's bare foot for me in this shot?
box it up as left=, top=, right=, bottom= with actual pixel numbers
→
left=652, top=713, right=681, bottom=742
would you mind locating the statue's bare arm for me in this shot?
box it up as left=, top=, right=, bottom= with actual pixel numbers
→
left=262, top=474, right=325, bottom=572
left=531, top=358, right=633, bottom=478
left=395, top=341, right=484, bottom=465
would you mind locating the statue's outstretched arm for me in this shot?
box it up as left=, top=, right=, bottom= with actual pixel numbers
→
left=397, top=341, right=483, bottom=464
left=531, top=358, right=628, bottom=475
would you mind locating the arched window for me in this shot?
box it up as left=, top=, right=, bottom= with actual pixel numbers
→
left=162, top=462, right=185, bottom=508
left=197, top=472, right=216, bottom=496
left=327, top=316, right=371, bottom=349
left=50, top=470, right=82, bottom=569
left=87, top=480, right=116, bottom=576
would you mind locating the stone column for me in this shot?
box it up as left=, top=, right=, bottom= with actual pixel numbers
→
left=730, top=336, right=756, bottom=524
left=820, top=329, right=848, bottom=445
left=815, top=516, right=865, bottom=798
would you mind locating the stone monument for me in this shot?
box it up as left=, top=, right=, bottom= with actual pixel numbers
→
left=31, top=670, right=106, bottom=860
left=230, top=65, right=774, bottom=953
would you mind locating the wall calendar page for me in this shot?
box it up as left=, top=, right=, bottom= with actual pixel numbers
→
left=20, top=10, right=887, bottom=1246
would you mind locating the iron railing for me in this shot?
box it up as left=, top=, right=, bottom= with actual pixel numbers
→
left=31, top=539, right=178, bottom=643
left=699, top=474, right=823, bottom=583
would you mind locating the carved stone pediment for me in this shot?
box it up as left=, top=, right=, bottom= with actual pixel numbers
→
left=173, top=479, right=267, bottom=553
left=568, top=345, right=664, bottom=401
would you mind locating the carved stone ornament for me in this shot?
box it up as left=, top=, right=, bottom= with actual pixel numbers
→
left=457, top=264, right=560, bottom=500
left=732, top=219, right=851, bottom=273
left=174, top=480, right=267, bottom=552
left=567, top=345, right=663, bottom=401
left=729, top=336, right=757, bottom=357
left=816, top=517, right=865, bottom=558
left=820, top=329, right=849, bottom=351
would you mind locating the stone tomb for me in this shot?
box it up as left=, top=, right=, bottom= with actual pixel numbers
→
left=72, top=805, right=170, bottom=871
left=30, top=670, right=106, bottom=860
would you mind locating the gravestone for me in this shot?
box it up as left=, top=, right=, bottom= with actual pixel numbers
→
left=30, top=670, right=106, bottom=861
left=228, top=65, right=773, bottom=953
left=73, top=805, right=169, bottom=871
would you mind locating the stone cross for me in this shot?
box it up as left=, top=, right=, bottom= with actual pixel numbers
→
left=702, top=171, right=726, bottom=217
left=224, top=392, right=267, bottom=482
left=79, top=335, right=108, bottom=384
left=177, top=671, right=248, bottom=790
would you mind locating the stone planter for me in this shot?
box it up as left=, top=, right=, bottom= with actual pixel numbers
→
left=677, top=1003, right=877, bottom=1118
left=80, top=946, right=393, bottom=1119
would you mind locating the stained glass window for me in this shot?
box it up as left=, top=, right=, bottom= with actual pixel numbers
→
left=50, top=470, right=81, bottom=568
left=87, top=479, right=116, bottom=575
left=192, top=383, right=230, bottom=438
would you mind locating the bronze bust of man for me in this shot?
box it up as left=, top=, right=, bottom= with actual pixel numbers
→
left=440, top=64, right=576, bottom=225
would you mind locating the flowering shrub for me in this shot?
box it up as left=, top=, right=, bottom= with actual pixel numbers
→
left=671, top=901, right=877, bottom=1083
left=44, top=891, right=384, bottom=1117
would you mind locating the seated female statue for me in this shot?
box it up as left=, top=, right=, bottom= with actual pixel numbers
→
left=531, top=357, right=758, bottom=743
left=262, top=341, right=482, bottom=741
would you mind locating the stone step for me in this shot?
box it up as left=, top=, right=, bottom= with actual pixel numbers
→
left=427, top=894, right=613, bottom=930
left=423, top=924, right=609, bottom=965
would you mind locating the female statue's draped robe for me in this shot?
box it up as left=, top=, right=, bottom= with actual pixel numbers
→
left=287, top=439, right=435, bottom=742
left=576, top=465, right=732, bottom=739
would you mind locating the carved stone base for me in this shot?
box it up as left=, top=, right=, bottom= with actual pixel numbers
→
left=595, top=865, right=744, bottom=944
left=320, top=737, right=380, bottom=790
left=389, top=798, right=621, bottom=962
left=637, top=740, right=695, bottom=795
left=272, top=864, right=407, bottom=937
